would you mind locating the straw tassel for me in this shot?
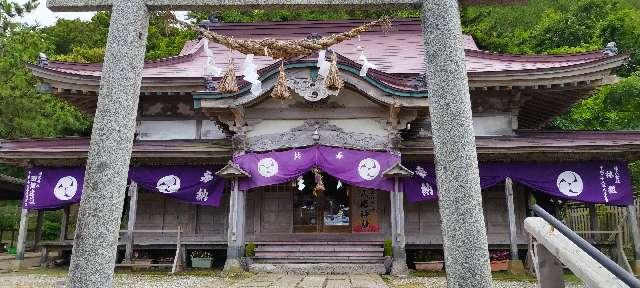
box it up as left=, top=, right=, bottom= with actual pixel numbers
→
left=324, top=52, right=343, bottom=91
left=312, top=167, right=325, bottom=197
left=218, top=58, right=239, bottom=94
left=270, top=62, right=291, bottom=100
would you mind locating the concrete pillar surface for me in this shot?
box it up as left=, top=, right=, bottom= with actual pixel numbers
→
left=66, top=0, right=150, bottom=286
left=421, top=1, right=492, bottom=286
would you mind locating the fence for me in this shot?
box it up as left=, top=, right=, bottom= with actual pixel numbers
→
left=563, top=198, right=639, bottom=257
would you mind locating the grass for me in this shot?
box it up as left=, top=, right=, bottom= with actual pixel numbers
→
left=408, top=270, right=584, bottom=284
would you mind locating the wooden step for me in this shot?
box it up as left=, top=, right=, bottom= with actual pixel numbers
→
left=253, top=241, right=382, bottom=245
left=251, top=242, right=385, bottom=265
left=255, top=246, right=383, bottom=252
left=255, top=251, right=383, bottom=257
left=253, top=257, right=386, bottom=264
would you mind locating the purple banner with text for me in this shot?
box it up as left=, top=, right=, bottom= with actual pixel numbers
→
left=403, top=161, right=633, bottom=206
left=234, top=145, right=400, bottom=192
left=128, top=166, right=225, bottom=207
left=22, top=167, right=85, bottom=209
left=22, top=166, right=226, bottom=209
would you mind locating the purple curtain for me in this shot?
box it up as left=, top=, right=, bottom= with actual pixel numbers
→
left=22, top=166, right=85, bottom=209
left=403, top=161, right=633, bottom=206
left=22, top=166, right=226, bottom=209
left=234, top=145, right=400, bottom=192
left=128, top=166, right=225, bottom=207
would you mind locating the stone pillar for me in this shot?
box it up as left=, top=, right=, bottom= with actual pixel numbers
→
left=14, top=208, right=29, bottom=270
left=421, top=0, right=492, bottom=286
left=125, top=182, right=138, bottom=263
left=224, top=178, right=246, bottom=271
left=627, top=204, right=640, bottom=274
left=505, top=178, right=524, bottom=274
left=66, top=0, right=150, bottom=286
left=533, top=242, right=565, bottom=288
left=390, top=177, right=408, bottom=275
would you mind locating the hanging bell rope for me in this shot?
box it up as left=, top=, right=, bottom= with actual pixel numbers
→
left=169, top=13, right=392, bottom=60
left=219, top=58, right=239, bottom=93
left=271, top=62, right=291, bottom=100
left=324, top=52, right=344, bottom=91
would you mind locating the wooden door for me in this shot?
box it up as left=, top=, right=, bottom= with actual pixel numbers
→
left=260, top=184, right=293, bottom=233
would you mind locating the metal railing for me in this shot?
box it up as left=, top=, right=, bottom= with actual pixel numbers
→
left=532, top=204, right=640, bottom=287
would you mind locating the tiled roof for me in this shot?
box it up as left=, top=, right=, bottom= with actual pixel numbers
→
left=38, top=19, right=617, bottom=78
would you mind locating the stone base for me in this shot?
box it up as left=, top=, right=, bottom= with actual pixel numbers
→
left=633, top=260, right=640, bottom=276
left=508, top=260, right=526, bottom=275
left=248, top=263, right=386, bottom=274
left=391, top=259, right=409, bottom=276
left=224, top=258, right=243, bottom=272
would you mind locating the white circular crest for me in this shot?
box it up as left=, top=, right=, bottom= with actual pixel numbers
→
left=53, top=176, right=78, bottom=201
left=257, top=158, right=279, bottom=178
left=358, top=158, right=381, bottom=181
left=556, top=171, right=584, bottom=197
left=156, top=175, right=181, bottom=194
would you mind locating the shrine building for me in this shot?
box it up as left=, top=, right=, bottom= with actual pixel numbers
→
left=3, top=19, right=640, bottom=273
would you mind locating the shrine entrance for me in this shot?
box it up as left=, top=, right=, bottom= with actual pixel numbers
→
left=293, top=171, right=352, bottom=233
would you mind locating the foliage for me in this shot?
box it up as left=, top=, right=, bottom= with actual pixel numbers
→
left=0, top=0, right=37, bottom=34
left=245, top=242, right=256, bottom=257
left=0, top=202, right=19, bottom=230
left=551, top=76, right=640, bottom=131
left=0, top=28, right=91, bottom=139
left=462, top=0, right=640, bottom=74
left=383, top=239, right=392, bottom=257
left=43, top=12, right=197, bottom=63
left=188, top=9, right=419, bottom=23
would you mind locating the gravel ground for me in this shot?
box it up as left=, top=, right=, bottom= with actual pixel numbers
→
left=0, top=271, right=585, bottom=288
left=0, top=272, right=233, bottom=288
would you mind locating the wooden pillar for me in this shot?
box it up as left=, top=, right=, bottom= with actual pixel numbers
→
left=627, top=204, right=640, bottom=274
left=505, top=177, right=525, bottom=274
left=224, top=178, right=245, bottom=272
left=14, top=208, right=29, bottom=270
left=124, top=181, right=138, bottom=263
left=59, top=206, right=70, bottom=242
left=588, top=204, right=599, bottom=242
left=34, top=210, right=44, bottom=248
left=390, top=177, right=408, bottom=275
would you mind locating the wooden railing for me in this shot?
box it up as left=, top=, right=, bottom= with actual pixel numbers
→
left=116, top=226, right=183, bottom=273
left=527, top=205, right=640, bottom=288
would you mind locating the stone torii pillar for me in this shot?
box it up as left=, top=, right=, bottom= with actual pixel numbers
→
left=48, top=0, right=491, bottom=286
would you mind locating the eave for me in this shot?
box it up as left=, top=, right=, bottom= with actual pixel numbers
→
left=3, top=131, right=640, bottom=166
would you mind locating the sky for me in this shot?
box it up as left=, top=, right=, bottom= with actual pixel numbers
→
left=14, top=0, right=189, bottom=27
left=15, top=0, right=95, bottom=27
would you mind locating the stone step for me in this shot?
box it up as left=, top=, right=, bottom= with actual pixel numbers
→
left=248, top=263, right=387, bottom=274
left=255, top=251, right=383, bottom=257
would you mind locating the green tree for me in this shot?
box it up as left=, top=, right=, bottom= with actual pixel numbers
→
left=0, top=0, right=37, bottom=34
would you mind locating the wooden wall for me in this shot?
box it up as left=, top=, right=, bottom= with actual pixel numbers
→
left=132, top=185, right=528, bottom=245
left=405, top=186, right=529, bottom=245
left=134, top=191, right=229, bottom=243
